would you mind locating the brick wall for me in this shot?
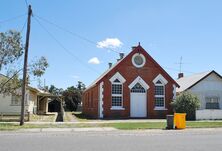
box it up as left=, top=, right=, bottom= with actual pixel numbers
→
left=82, top=85, right=99, bottom=118
left=83, top=45, right=177, bottom=119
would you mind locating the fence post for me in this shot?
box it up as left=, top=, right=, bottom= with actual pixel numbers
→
left=0, top=113, right=3, bottom=120
left=27, top=112, right=30, bottom=121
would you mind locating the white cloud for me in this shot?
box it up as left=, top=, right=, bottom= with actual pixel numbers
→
left=69, top=75, right=79, bottom=79
left=88, top=57, right=100, bottom=64
left=97, top=38, right=123, bottom=49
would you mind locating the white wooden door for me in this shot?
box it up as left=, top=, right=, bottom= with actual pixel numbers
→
left=130, top=83, right=147, bottom=117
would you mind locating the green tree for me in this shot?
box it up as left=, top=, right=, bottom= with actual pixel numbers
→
left=0, top=30, right=49, bottom=94
left=29, top=56, right=49, bottom=77
left=0, top=30, right=23, bottom=70
left=171, top=92, right=200, bottom=120
left=48, top=85, right=63, bottom=95
left=76, top=81, right=86, bottom=91
left=63, top=82, right=85, bottom=111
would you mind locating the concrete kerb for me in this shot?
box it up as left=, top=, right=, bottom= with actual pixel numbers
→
left=16, top=127, right=117, bottom=132
left=5, top=127, right=222, bottom=134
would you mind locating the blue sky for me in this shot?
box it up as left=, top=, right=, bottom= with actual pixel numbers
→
left=1, top=0, right=222, bottom=89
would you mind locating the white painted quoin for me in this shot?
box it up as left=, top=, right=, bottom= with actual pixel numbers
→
left=98, top=82, right=104, bottom=118
left=176, top=70, right=222, bottom=120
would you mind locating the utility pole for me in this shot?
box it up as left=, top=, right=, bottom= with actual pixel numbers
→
left=20, top=5, right=32, bottom=126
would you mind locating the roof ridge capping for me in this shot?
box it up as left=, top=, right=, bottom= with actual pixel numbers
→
left=178, top=70, right=211, bottom=79
left=176, top=70, right=222, bottom=92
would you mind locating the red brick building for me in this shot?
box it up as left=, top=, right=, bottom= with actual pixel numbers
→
left=83, top=44, right=179, bottom=119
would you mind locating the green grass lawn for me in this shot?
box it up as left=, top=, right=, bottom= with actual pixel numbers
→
left=101, top=122, right=166, bottom=130
left=1, top=121, right=222, bottom=131
left=186, top=121, right=222, bottom=128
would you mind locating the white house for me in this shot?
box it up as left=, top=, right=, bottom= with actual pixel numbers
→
left=176, top=70, right=222, bottom=120
left=0, top=74, right=51, bottom=115
left=0, top=86, right=37, bottom=114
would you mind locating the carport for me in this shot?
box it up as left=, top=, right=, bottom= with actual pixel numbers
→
left=37, top=91, right=64, bottom=114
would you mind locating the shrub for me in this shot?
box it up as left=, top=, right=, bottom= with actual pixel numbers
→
left=171, top=92, right=200, bottom=120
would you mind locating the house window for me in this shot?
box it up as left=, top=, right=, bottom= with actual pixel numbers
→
left=112, top=84, right=122, bottom=94
left=112, top=96, right=122, bottom=106
left=12, top=94, right=28, bottom=105
left=11, top=95, right=21, bottom=105
left=111, top=79, right=123, bottom=107
left=206, top=97, right=220, bottom=109
left=154, top=80, right=165, bottom=108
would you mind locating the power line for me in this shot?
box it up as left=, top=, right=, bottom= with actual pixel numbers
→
left=163, top=66, right=195, bottom=74
left=34, top=14, right=121, bottom=54
left=24, top=0, right=29, bottom=8
left=33, top=16, right=100, bottom=75
left=34, top=16, right=195, bottom=75
left=0, top=13, right=26, bottom=24
left=33, top=14, right=197, bottom=75
left=0, top=69, right=23, bottom=91
left=20, top=19, right=27, bottom=33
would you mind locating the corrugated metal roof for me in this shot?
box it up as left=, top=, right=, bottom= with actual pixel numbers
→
left=0, top=73, right=51, bottom=95
left=176, top=71, right=212, bottom=92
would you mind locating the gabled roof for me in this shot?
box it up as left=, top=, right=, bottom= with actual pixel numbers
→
left=85, top=54, right=127, bottom=91
left=176, top=70, right=222, bottom=93
left=0, top=73, right=51, bottom=95
left=85, top=44, right=179, bottom=91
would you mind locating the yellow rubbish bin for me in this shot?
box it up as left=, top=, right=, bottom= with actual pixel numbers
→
left=174, top=113, right=186, bottom=129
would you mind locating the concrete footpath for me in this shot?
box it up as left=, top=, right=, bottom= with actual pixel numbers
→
left=1, top=127, right=222, bottom=133
left=16, top=127, right=117, bottom=132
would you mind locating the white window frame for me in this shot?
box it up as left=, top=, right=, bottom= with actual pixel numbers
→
left=131, top=53, right=146, bottom=68
left=154, top=82, right=166, bottom=109
left=11, top=95, right=21, bottom=106
left=205, top=96, right=220, bottom=109
left=128, top=76, right=149, bottom=90
left=109, top=72, right=126, bottom=110
left=111, top=81, right=124, bottom=110
left=153, top=74, right=168, bottom=110
left=11, top=93, right=29, bottom=106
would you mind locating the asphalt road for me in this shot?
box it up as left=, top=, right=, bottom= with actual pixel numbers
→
left=0, top=129, right=222, bottom=151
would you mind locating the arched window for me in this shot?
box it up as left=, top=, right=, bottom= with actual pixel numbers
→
left=154, top=80, right=165, bottom=108
left=153, top=74, right=168, bottom=110
left=131, top=83, right=146, bottom=93
left=111, top=79, right=123, bottom=107
left=109, top=72, right=126, bottom=110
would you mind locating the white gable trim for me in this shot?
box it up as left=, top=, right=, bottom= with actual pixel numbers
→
left=153, top=74, right=168, bottom=85
left=128, top=76, right=149, bottom=90
left=109, top=72, right=126, bottom=83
